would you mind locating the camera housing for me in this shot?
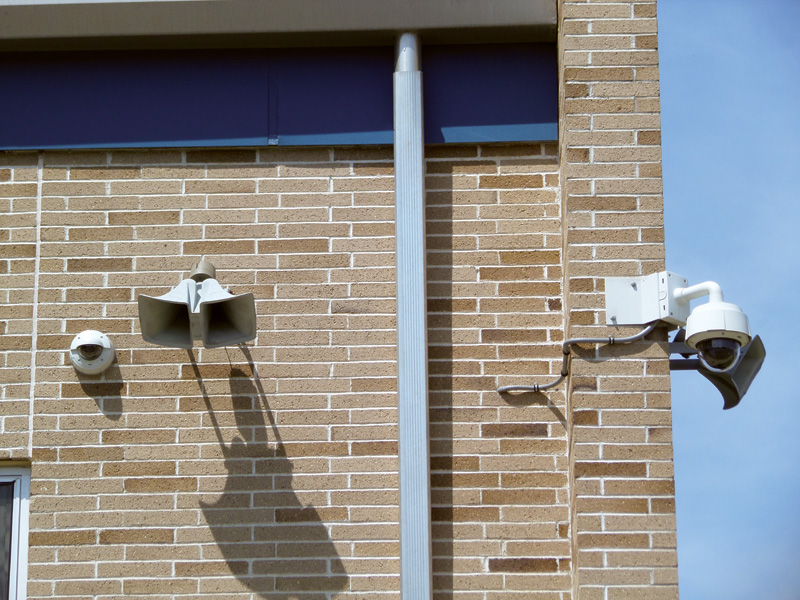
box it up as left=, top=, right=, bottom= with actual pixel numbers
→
left=605, top=272, right=753, bottom=374
left=605, top=271, right=764, bottom=407
left=681, top=294, right=750, bottom=374
left=69, top=330, right=115, bottom=375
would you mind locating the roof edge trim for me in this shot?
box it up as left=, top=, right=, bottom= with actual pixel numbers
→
left=0, top=0, right=557, bottom=50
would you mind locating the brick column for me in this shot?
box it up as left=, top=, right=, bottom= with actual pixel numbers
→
left=560, top=0, right=679, bottom=598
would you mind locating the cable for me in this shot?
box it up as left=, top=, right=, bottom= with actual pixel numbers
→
left=497, top=321, right=659, bottom=393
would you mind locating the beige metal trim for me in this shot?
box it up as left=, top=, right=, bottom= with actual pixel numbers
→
left=0, top=0, right=556, bottom=51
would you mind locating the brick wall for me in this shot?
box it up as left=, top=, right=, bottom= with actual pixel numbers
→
left=0, top=1, right=679, bottom=598
left=2, top=143, right=582, bottom=599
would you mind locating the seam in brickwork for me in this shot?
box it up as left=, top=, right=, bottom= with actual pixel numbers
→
left=28, top=152, right=43, bottom=457
left=558, top=0, right=583, bottom=597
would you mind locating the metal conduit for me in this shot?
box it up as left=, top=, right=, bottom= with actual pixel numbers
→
left=394, top=32, right=433, bottom=600
left=497, top=321, right=659, bottom=393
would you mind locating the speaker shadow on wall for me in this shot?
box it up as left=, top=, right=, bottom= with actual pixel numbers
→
left=187, top=350, right=348, bottom=599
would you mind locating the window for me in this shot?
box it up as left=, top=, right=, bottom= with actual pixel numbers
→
left=0, top=468, right=29, bottom=600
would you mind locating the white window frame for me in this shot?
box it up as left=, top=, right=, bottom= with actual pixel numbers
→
left=0, top=467, right=30, bottom=600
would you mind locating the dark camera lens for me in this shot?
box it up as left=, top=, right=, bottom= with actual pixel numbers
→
left=696, top=338, right=740, bottom=370
left=78, top=344, right=104, bottom=361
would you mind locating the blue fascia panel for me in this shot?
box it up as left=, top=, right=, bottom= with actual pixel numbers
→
left=1, top=124, right=554, bottom=149
left=0, top=137, right=275, bottom=151
left=0, top=50, right=271, bottom=150
left=438, top=123, right=558, bottom=144
left=422, top=43, right=558, bottom=145
left=274, top=47, right=394, bottom=144
left=276, top=131, right=394, bottom=146
left=0, top=44, right=557, bottom=150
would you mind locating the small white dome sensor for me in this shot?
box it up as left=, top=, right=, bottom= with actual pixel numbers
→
left=69, top=330, right=115, bottom=375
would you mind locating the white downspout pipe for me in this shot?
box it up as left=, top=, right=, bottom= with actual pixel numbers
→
left=394, top=32, right=433, bottom=600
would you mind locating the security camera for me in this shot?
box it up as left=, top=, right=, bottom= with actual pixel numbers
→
left=676, top=282, right=750, bottom=373
left=69, top=330, right=115, bottom=375
left=605, top=271, right=764, bottom=406
left=605, top=272, right=753, bottom=374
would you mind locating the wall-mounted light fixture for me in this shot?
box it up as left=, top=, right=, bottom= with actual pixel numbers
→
left=137, top=260, right=256, bottom=349
left=499, top=270, right=765, bottom=409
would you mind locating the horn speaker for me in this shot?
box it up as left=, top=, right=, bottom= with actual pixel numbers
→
left=137, top=262, right=256, bottom=349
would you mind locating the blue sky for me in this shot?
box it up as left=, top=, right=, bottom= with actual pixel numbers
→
left=658, top=1, right=800, bottom=597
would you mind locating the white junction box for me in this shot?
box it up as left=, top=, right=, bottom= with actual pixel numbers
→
left=605, top=271, right=690, bottom=328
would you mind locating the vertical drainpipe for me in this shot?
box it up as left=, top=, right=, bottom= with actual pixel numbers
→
left=394, top=32, right=433, bottom=600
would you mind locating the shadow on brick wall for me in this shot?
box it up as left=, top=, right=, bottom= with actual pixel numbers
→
left=188, top=353, right=348, bottom=599
left=426, top=182, right=457, bottom=598
left=425, top=154, right=569, bottom=595
left=77, top=362, right=124, bottom=420
left=499, top=391, right=567, bottom=429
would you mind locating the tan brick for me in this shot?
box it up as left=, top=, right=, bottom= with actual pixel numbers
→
left=481, top=423, right=548, bottom=438
left=29, top=529, right=96, bottom=546
left=102, top=461, right=176, bottom=477
left=604, top=479, right=675, bottom=497
left=99, top=528, right=175, bottom=544
left=0, top=183, right=38, bottom=197
left=108, top=210, right=180, bottom=225
left=183, top=240, right=255, bottom=255
left=258, top=239, right=329, bottom=254
left=578, top=533, right=650, bottom=549
left=636, top=34, right=659, bottom=50
left=480, top=174, right=544, bottom=189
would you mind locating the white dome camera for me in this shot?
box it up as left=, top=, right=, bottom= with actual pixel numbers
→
left=69, top=330, right=116, bottom=375
left=604, top=271, right=764, bottom=406
left=676, top=282, right=751, bottom=373
left=684, top=301, right=750, bottom=372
